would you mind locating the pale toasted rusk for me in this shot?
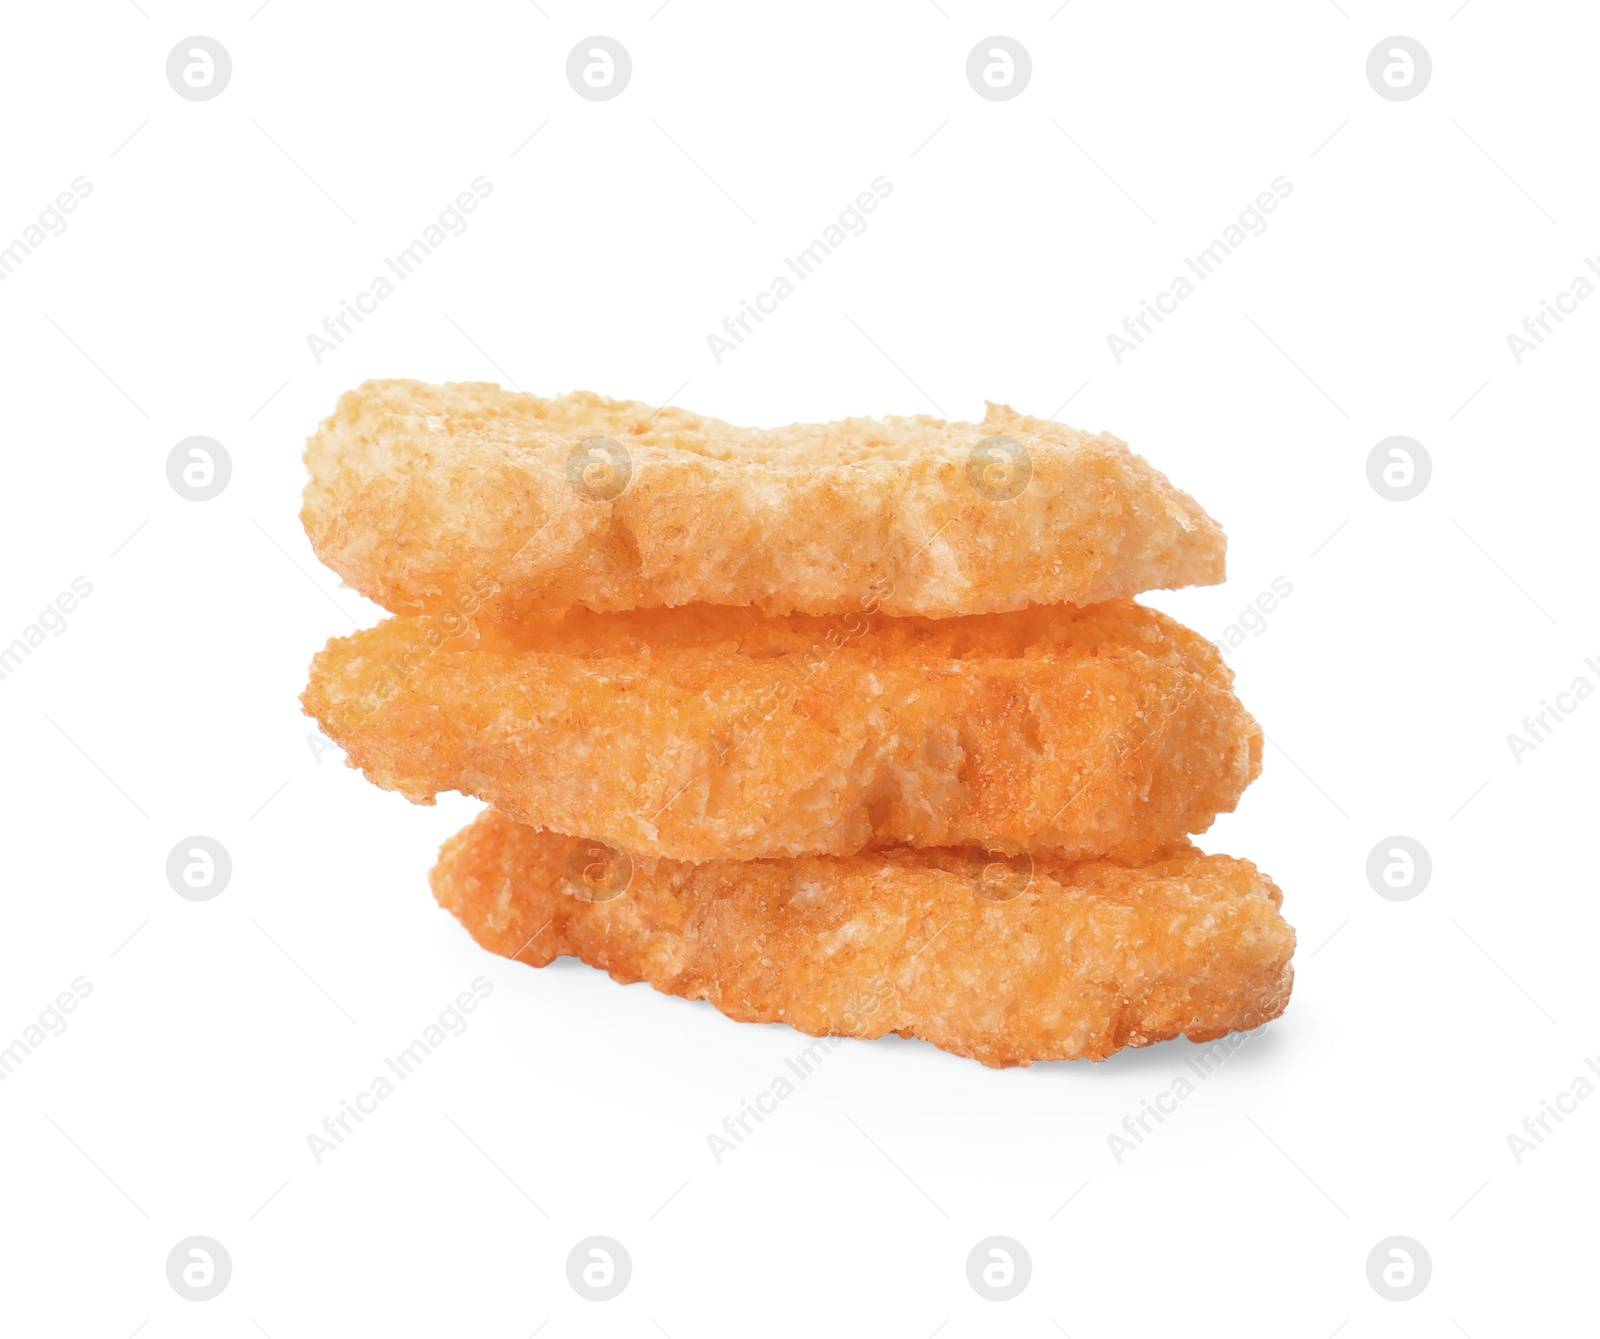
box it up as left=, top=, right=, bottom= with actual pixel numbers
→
left=302, top=380, right=1226, bottom=620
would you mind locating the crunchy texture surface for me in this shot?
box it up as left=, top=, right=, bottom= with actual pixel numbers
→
left=302, top=379, right=1226, bottom=619
left=303, top=600, right=1261, bottom=863
left=431, top=809, right=1296, bottom=1067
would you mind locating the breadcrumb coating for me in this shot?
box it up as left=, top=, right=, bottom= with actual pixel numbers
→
left=430, top=809, right=1296, bottom=1067
left=301, top=380, right=1227, bottom=620
left=302, top=600, right=1261, bottom=863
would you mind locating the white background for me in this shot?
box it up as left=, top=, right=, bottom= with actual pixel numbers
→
left=1, top=2, right=1594, bottom=1335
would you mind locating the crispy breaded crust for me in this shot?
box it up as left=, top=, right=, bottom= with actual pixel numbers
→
left=430, top=810, right=1295, bottom=1067
left=301, top=380, right=1226, bottom=620
left=303, top=600, right=1262, bottom=863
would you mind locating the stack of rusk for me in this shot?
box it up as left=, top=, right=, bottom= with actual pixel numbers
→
left=301, top=380, right=1293, bottom=1068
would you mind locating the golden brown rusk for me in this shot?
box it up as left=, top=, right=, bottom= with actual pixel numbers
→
left=304, top=600, right=1262, bottom=864
left=430, top=809, right=1295, bottom=1068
